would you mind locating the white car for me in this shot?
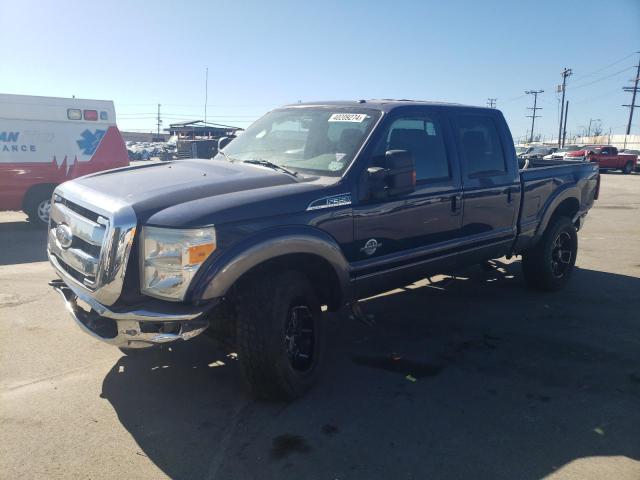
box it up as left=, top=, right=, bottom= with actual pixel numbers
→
left=543, top=145, right=581, bottom=160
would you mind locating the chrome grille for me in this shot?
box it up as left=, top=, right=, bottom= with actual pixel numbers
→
left=47, top=183, right=137, bottom=306
left=49, top=199, right=106, bottom=288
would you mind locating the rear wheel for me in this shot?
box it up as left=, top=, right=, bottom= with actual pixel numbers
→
left=622, top=161, right=634, bottom=174
left=522, top=216, right=578, bottom=291
left=24, top=185, right=55, bottom=227
left=236, top=270, right=325, bottom=400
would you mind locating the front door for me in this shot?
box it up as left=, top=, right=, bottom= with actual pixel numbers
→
left=352, top=108, right=463, bottom=293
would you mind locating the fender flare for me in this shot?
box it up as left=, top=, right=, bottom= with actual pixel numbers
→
left=188, top=226, right=353, bottom=303
left=532, top=186, right=580, bottom=243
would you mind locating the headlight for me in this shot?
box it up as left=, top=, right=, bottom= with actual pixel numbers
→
left=141, top=226, right=216, bottom=301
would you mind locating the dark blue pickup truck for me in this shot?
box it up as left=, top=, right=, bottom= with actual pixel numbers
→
left=48, top=100, right=599, bottom=399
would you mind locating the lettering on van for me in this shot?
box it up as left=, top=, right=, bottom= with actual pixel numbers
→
left=0, top=131, right=37, bottom=153
left=0, top=131, right=19, bottom=142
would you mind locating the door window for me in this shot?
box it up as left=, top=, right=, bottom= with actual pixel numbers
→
left=374, top=115, right=450, bottom=181
left=454, top=115, right=506, bottom=176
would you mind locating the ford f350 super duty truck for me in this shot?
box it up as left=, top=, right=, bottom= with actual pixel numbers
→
left=48, top=100, right=599, bottom=399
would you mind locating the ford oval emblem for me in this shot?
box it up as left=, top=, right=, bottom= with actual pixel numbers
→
left=55, top=223, right=73, bottom=249
left=360, top=238, right=381, bottom=256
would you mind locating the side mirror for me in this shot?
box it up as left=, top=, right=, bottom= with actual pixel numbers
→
left=218, top=136, right=232, bottom=151
left=385, top=150, right=415, bottom=196
left=366, top=150, right=416, bottom=199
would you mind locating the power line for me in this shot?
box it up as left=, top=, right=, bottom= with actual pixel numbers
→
left=571, top=66, right=635, bottom=90
left=525, top=89, right=543, bottom=143
left=572, top=52, right=638, bottom=79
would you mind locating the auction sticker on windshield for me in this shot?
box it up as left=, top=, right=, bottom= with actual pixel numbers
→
left=328, top=113, right=367, bottom=122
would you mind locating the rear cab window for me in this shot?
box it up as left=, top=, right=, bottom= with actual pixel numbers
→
left=454, top=114, right=506, bottom=177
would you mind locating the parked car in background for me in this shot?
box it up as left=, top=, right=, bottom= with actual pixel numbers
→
left=0, top=94, right=129, bottom=225
left=515, top=145, right=533, bottom=156
left=543, top=145, right=581, bottom=160
left=565, top=145, right=637, bottom=174
left=520, top=146, right=556, bottom=161
left=619, top=149, right=640, bottom=172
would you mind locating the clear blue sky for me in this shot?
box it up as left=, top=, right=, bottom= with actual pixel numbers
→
left=1, top=0, right=639, bottom=141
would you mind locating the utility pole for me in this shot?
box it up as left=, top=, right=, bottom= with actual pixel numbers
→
left=204, top=67, right=209, bottom=127
left=557, top=67, right=573, bottom=147
left=487, top=98, right=497, bottom=109
left=622, top=52, right=640, bottom=147
left=525, top=89, right=543, bottom=143
left=562, top=100, right=569, bottom=147
left=156, top=104, right=162, bottom=136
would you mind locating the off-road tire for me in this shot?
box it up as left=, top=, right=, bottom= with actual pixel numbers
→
left=236, top=270, right=325, bottom=400
left=522, top=216, right=577, bottom=292
left=24, top=185, right=55, bottom=228
left=204, top=300, right=238, bottom=352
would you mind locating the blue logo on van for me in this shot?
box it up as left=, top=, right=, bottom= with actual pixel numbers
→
left=0, top=131, right=20, bottom=142
left=77, top=129, right=106, bottom=155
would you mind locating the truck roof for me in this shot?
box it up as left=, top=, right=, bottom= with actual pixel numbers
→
left=284, top=99, right=493, bottom=113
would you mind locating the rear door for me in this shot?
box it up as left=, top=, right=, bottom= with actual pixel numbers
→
left=450, top=111, right=521, bottom=258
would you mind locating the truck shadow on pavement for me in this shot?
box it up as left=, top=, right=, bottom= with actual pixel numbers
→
left=101, top=261, right=640, bottom=480
left=0, top=221, right=48, bottom=265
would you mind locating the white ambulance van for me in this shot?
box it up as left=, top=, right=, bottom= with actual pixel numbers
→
left=0, top=94, right=129, bottom=225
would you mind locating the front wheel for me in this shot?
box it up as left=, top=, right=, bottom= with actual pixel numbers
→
left=236, top=270, right=325, bottom=400
left=622, top=161, right=634, bottom=174
left=522, top=216, right=578, bottom=291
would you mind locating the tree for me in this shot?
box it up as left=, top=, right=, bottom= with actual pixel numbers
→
left=591, top=121, right=604, bottom=137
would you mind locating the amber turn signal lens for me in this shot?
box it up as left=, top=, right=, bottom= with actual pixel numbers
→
left=188, top=243, right=215, bottom=264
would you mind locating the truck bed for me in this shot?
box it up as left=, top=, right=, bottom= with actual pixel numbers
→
left=515, top=158, right=599, bottom=253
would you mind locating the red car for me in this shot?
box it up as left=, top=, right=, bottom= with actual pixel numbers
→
left=565, top=145, right=637, bottom=174
left=0, top=94, right=129, bottom=226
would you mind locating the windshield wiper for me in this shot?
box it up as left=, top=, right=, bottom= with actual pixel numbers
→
left=242, top=159, right=298, bottom=177
left=216, top=149, right=235, bottom=163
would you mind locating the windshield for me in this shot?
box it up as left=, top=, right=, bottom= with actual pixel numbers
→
left=556, top=146, right=579, bottom=153
left=515, top=146, right=530, bottom=154
left=530, top=147, right=550, bottom=154
left=217, top=107, right=381, bottom=176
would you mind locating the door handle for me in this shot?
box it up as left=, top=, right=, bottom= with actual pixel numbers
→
left=451, top=193, right=462, bottom=216
left=505, top=186, right=514, bottom=204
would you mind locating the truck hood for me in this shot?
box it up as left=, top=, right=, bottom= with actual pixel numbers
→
left=72, top=159, right=325, bottom=224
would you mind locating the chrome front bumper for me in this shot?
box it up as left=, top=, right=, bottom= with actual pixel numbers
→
left=49, top=278, right=212, bottom=348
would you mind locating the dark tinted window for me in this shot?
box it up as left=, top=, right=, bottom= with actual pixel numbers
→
left=455, top=115, right=506, bottom=176
left=375, top=115, right=450, bottom=181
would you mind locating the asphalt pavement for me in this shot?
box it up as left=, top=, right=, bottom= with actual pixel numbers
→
left=1, top=173, right=639, bottom=480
